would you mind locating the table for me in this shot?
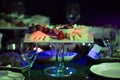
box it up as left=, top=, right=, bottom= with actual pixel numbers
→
left=25, top=57, right=120, bottom=80
left=0, top=26, right=120, bottom=80
left=0, top=57, right=119, bottom=80
left=0, top=46, right=120, bottom=80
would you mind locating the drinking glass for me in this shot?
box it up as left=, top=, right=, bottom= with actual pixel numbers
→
left=20, top=42, right=38, bottom=80
left=66, top=3, right=80, bottom=24
left=102, top=25, right=118, bottom=57
left=11, top=1, right=25, bottom=15
left=44, top=43, right=76, bottom=77
left=10, top=1, right=25, bottom=21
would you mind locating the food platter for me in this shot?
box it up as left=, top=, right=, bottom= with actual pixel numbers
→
left=90, top=62, right=120, bottom=78
left=24, top=34, right=94, bottom=43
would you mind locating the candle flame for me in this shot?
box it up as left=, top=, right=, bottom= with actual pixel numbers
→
left=33, top=47, right=44, bottom=52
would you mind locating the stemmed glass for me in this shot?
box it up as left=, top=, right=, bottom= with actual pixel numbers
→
left=20, top=42, right=38, bottom=80
left=10, top=0, right=25, bottom=22
left=66, top=3, right=80, bottom=24
left=11, top=1, right=25, bottom=15
left=102, top=25, right=118, bottom=57
left=44, top=43, right=76, bottom=77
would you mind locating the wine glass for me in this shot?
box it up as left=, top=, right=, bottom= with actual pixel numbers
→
left=20, top=42, right=38, bottom=80
left=11, top=1, right=25, bottom=15
left=66, top=3, right=81, bottom=24
left=102, top=25, right=118, bottom=57
left=44, top=43, right=76, bottom=77
left=10, top=1, right=25, bottom=22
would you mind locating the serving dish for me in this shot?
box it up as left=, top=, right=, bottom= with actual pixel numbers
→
left=37, top=49, right=77, bottom=61
left=90, top=62, right=120, bottom=78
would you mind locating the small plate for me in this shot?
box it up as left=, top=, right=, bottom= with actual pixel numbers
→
left=0, top=70, right=25, bottom=80
left=90, top=62, right=120, bottom=78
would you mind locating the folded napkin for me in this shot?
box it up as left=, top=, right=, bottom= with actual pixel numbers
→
left=0, top=70, right=25, bottom=80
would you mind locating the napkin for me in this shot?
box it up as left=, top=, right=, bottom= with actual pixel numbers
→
left=0, top=70, right=25, bottom=80
left=87, top=44, right=102, bottom=59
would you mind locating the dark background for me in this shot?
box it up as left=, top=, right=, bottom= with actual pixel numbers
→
left=0, top=0, right=120, bottom=26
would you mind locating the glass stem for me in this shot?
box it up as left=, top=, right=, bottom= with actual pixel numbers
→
left=27, top=60, right=31, bottom=80
left=56, top=43, right=65, bottom=68
left=109, top=46, right=113, bottom=57
left=28, top=66, right=31, bottom=77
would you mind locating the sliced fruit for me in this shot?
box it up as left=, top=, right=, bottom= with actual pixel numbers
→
left=18, top=21, right=24, bottom=26
left=44, top=27, right=50, bottom=33
left=29, top=31, right=50, bottom=41
left=57, top=31, right=65, bottom=40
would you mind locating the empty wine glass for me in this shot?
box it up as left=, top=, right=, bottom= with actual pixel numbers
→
left=44, top=43, right=76, bottom=77
left=10, top=1, right=25, bottom=22
left=20, top=42, right=38, bottom=80
left=11, top=1, right=25, bottom=15
left=66, top=3, right=80, bottom=24
left=102, top=25, right=118, bottom=57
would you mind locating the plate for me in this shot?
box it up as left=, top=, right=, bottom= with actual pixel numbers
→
left=0, top=65, right=30, bottom=73
left=24, top=34, right=94, bottom=43
left=0, top=70, right=25, bottom=80
left=37, top=50, right=77, bottom=61
left=90, top=62, right=120, bottom=78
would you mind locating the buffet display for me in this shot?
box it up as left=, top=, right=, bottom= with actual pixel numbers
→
left=24, top=24, right=94, bottom=77
left=0, top=12, right=120, bottom=79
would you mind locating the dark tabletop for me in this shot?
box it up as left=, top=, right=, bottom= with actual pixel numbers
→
left=0, top=38, right=120, bottom=80
left=23, top=56, right=120, bottom=80
left=0, top=53, right=120, bottom=80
